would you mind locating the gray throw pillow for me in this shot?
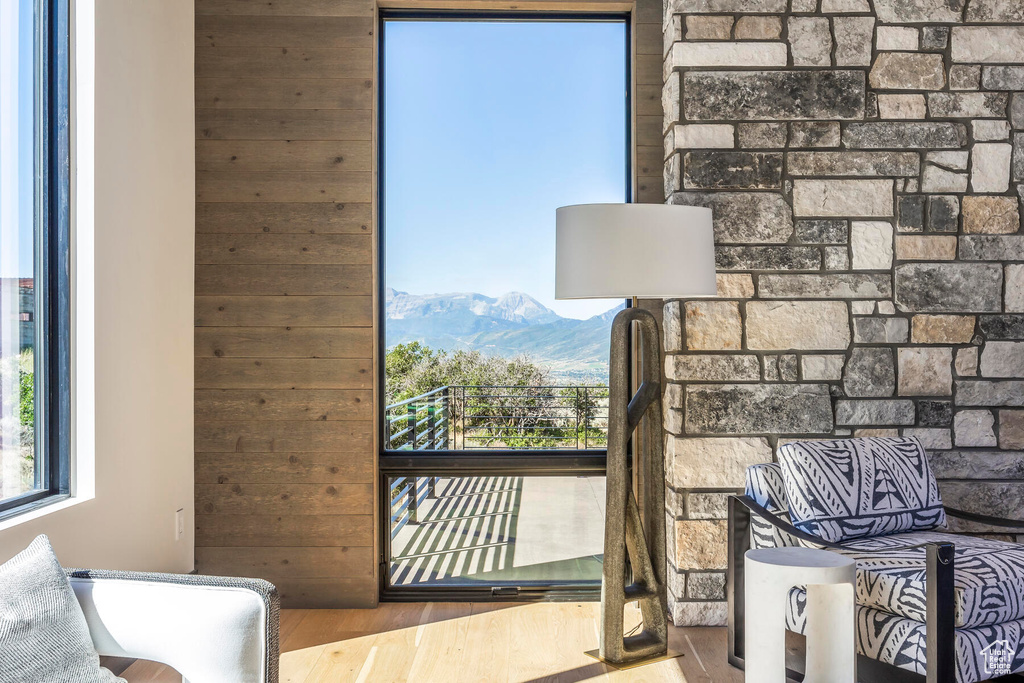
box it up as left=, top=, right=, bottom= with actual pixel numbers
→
left=0, top=535, right=123, bottom=683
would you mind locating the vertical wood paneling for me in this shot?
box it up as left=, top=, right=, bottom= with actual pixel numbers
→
left=194, top=0, right=378, bottom=608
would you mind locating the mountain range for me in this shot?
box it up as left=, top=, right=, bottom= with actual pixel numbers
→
left=385, top=288, right=621, bottom=380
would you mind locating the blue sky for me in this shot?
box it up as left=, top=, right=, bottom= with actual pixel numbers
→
left=383, top=20, right=627, bottom=319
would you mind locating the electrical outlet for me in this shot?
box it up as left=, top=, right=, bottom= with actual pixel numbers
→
left=175, top=508, right=185, bottom=540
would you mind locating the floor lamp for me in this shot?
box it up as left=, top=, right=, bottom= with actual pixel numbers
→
left=555, top=204, right=716, bottom=669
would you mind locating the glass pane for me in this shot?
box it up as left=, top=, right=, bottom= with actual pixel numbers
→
left=0, top=0, right=44, bottom=501
left=388, top=475, right=605, bottom=588
left=382, top=21, right=626, bottom=450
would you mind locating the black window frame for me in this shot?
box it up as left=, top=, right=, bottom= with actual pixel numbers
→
left=377, top=10, right=632, bottom=600
left=0, top=0, right=72, bottom=520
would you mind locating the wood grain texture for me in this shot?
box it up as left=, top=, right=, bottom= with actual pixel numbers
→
left=196, top=483, right=374, bottom=515
left=195, top=327, right=373, bottom=358
left=196, top=140, right=373, bottom=172
left=195, top=546, right=375, bottom=578
left=195, top=264, right=372, bottom=296
left=196, top=170, right=372, bottom=203
left=195, top=233, right=371, bottom=265
left=196, top=202, right=372, bottom=234
left=195, top=77, right=373, bottom=110
left=195, top=513, right=373, bottom=546
left=195, top=419, right=372, bottom=452
left=196, top=0, right=374, bottom=17
left=196, top=47, right=373, bottom=79
left=197, top=15, right=375, bottom=48
left=197, top=109, right=371, bottom=141
left=195, top=295, right=372, bottom=327
left=194, top=389, right=373, bottom=421
left=195, top=359, right=372, bottom=390
left=196, top=451, right=374, bottom=484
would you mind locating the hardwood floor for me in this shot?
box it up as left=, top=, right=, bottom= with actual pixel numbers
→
left=119, top=603, right=743, bottom=682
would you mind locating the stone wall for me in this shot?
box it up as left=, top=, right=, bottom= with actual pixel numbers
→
left=661, top=0, right=1024, bottom=626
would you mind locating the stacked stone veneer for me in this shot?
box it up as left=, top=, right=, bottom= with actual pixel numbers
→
left=661, top=0, right=1024, bottom=626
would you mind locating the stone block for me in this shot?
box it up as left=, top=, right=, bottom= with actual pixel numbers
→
left=790, top=0, right=817, bottom=11
left=674, top=520, right=727, bottom=570
left=802, top=355, right=845, bottom=381
left=921, top=165, right=968, bottom=194
left=735, top=16, right=782, bottom=40
left=1014, top=133, right=1024, bottom=182
left=966, top=0, right=1024, bottom=22
left=930, top=450, right=1024, bottom=480
left=956, top=347, right=979, bottom=377
left=919, top=400, right=953, bottom=427
left=670, top=601, right=727, bottom=628
left=954, top=410, right=997, bottom=447
left=684, top=151, right=782, bottom=190
left=685, top=15, right=734, bottom=40
left=685, top=384, right=834, bottom=434
left=687, top=572, right=726, bottom=600
left=1013, top=94, right=1024, bottom=129
left=688, top=492, right=730, bottom=520
left=852, top=301, right=875, bottom=315
left=666, top=436, right=772, bottom=488
left=957, top=380, right=1024, bottom=406
left=910, top=315, right=975, bottom=344
left=980, top=315, right=1024, bottom=340
left=834, top=17, right=875, bottom=67
left=674, top=0, right=788, bottom=11
left=879, top=301, right=896, bottom=315
left=876, top=26, right=918, bottom=51
left=763, top=355, right=780, bottom=382
left=787, top=151, right=919, bottom=177
left=665, top=384, right=683, bottom=434
left=972, top=143, right=1012, bottom=193
left=927, top=151, right=969, bottom=171
left=670, top=42, right=789, bottom=69
left=759, top=273, right=891, bottom=299
left=665, top=154, right=682, bottom=196
left=716, top=273, right=755, bottom=298
left=853, top=429, right=900, bottom=437
left=877, top=94, right=927, bottom=120
left=664, top=301, right=682, bottom=352
left=673, top=124, right=735, bottom=150
left=738, top=123, right=787, bottom=148
left=685, top=300, right=742, bottom=351
left=793, top=180, right=894, bottom=218
left=873, top=0, right=965, bottom=23
left=903, top=427, right=952, bottom=450
left=974, top=120, right=1011, bottom=142
left=921, top=26, right=949, bottom=51
left=683, top=71, right=865, bottom=121
left=780, top=355, right=798, bottom=382
left=853, top=317, right=910, bottom=344
left=851, top=221, right=894, bottom=270
left=823, top=246, right=849, bottom=270
left=664, top=73, right=680, bottom=132
left=1007, top=265, right=1024, bottom=312
left=1000, top=411, right=1024, bottom=450
left=746, top=301, right=850, bottom=350
left=962, top=196, right=1019, bottom=234
left=950, top=65, right=981, bottom=91
left=870, top=53, right=946, bottom=90
left=894, top=263, right=1003, bottom=313
left=980, top=341, right=1024, bottom=378
left=670, top=192, right=794, bottom=243
left=790, top=122, right=841, bottom=148
left=795, top=219, right=848, bottom=244
left=715, top=246, right=821, bottom=271
left=821, top=0, right=870, bottom=10
left=844, top=122, right=966, bottom=150
left=982, top=66, right=1024, bottom=91
left=895, top=235, right=957, bottom=261
left=928, top=93, right=1008, bottom=119
left=666, top=354, right=761, bottom=382
left=927, top=195, right=960, bottom=233
left=897, top=197, right=925, bottom=233
left=960, top=236, right=1024, bottom=261
left=789, top=17, right=832, bottom=67
left=951, top=27, right=1024, bottom=63
left=845, top=348, right=896, bottom=398
left=835, top=399, right=916, bottom=426
left=898, top=347, right=953, bottom=396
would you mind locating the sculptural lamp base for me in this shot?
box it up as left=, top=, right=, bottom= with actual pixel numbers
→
left=583, top=648, right=683, bottom=670
left=592, top=307, right=671, bottom=668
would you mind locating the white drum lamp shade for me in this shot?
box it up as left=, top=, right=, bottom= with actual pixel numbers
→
left=555, top=203, right=717, bottom=300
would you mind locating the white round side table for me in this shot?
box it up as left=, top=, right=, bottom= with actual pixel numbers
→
left=744, top=546, right=856, bottom=683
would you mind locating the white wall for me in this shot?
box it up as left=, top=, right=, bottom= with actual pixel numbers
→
left=0, top=0, right=195, bottom=572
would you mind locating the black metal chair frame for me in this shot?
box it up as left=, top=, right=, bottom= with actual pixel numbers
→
left=727, top=494, right=1024, bottom=683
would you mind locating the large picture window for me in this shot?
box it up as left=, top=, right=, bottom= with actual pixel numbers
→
left=379, top=13, right=628, bottom=597
left=0, top=0, right=70, bottom=517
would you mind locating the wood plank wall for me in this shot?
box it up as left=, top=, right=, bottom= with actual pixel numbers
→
left=193, top=0, right=662, bottom=609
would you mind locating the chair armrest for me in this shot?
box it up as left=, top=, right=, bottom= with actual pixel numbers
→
left=65, top=569, right=279, bottom=683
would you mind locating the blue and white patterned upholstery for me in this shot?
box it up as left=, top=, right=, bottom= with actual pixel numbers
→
left=786, top=588, right=1024, bottom=683
left=777, top=436, right=946, bottom=543
left=744, top=438, right=1024, bottom=683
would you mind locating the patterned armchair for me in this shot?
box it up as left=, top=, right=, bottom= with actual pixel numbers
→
left=727, top=436, right=1024, bottom=683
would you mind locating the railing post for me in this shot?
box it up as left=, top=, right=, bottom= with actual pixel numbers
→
left=442, top=386, right=450, bottom=450
left=406, top=405, right=416, bottom=450
left=427, top=402, right=436, bottom=449
left=582, top=386, right=587, bottom=450
left=408, top=477, right=419, bottom=524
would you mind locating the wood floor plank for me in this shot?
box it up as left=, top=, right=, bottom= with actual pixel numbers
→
left=406, top=603, right=474, bottom=683
left=457, top=603, right=512, bottom=683
left=120, top=660, right=180, bottom=682
left=196, top=202, right=372, bottom=235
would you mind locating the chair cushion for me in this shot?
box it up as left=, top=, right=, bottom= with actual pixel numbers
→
left=777, top=436, right=946, bottom=543
left=834, top=530, right=1024, bottom=630
left=0, top=535, right=123, bottom=683
left=786, top=587, right=1024, bottom=683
